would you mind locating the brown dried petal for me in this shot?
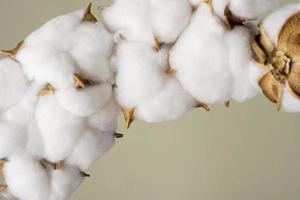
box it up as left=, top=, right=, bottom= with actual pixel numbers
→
left=258, top=71, right=283, bottom=105
left=277, top=11, right=300, bottom=57
left=287, top=63, right=300, bottom=99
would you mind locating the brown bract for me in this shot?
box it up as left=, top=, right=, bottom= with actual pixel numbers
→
left=38, top=84, right=55, bottom=96
left=0, top=41, right=23, bottom=60
left=83, top=3, right=98, bottom=23
left=253, top=12, right=300, bottom=110
left=122, top=108, right=135, bottom=129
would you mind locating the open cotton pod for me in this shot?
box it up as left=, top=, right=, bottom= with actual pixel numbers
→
left=211, top=0, right=277, bottom=28
left=35, top=95, right=87, bottom=163
left=170, top=3, right=232, bottom=105
left=0, top=58, right=29, bottom=112
left=49, top=165, right=84, bottom=200
left=102, top=0, right=192, bottom=49
left=114, top=41, right=195, bottom=127
left=253, top=4, right=300, bottom=112
left=3, top=153, right=50, bottom=200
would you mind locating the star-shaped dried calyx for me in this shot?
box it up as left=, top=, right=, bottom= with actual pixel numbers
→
left=253, top=12, right=300, bottom=110
left=0, top=41, right=23, bottom=60
left=73, top=74, right=97, bottom=89
left=223, top=6, right=247, bottom=30
left=122, top=108, right=135, bottom=129
left=82, top=3, right=98, bottom=23
left=38, top=84, right=55, bottom=96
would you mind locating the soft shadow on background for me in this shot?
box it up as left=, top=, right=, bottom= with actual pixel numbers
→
left=0, top=0, right=299, bottom=199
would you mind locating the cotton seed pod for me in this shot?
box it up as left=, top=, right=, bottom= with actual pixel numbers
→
left=114, top=41, right=195, bottom=127
left=0, top=58, right=29, bottom=112
left=102, top=0, right=192, bottom=48
left=49, top=165, right=84, bottom=200
left=170, top=3, right=232, bottom=105
left=66, top=128, right=115, bottom=171
left=0, top=123, right=27, bottom=159
left=3, top=153, right=50, bottom=200
left=253, top=4, right=300, bottom=111
left=35, top=95, right=87, bottom=162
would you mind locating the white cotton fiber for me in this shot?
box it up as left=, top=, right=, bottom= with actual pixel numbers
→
left=0, top=58, right=29, bottom=112
left=102, top=0, right=154, bottom=46
left=114, top=42, right=167, bottom=108
left=135, top=78, right=196, bottom=122
left=281, top=88, right=300, bottom=113
left=66, top=128, right=115, bottom=170
left=88, top=95, right=120, bottom=132
left=55, top=83, right=112, bottom=117
left=0, top=123, right=27, bottom=158
left=213, top=0, right=278, bottom=20
left=262, top=3, right=300, bottom=44
left=35, top=95, right=87, bottom=162
left=17, top=47, right=78, bottom=89
left=71, top=22, right=114, bottom=83
left=149, top=0, right=192, bottom=43
left=3, top=153, right=50, bottom=200
left=170, top=3, right=232, bottom=104
left=49, top=165, right=83, bottom=200
left=1, top=82, right=43, bottom=126
left=102, top=0, right=192, bottom=46
left=26, top=120, right=45, bottom=159
left=189, top=0, right=203, bottom=8
left=226, top=26, right=263, bottom=102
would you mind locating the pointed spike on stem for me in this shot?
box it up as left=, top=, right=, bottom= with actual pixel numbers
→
left=53, top=161, right=63, bottom=170
left=195, top=103, right=210, bottom=112
left=165, top=65, right=176, bottom=75
left=38, top=84, right=55, bottom=96
left=83, top=3, right=98, bottom=22
left=225, top=101, right=230, bottom=108
left=80, top=171, right=91, bottom=177
left=73, top=74, right=86, bottom=89
left=0, top=41, right=23, bottom=59
left=122, top=108, right=135, bottom=129
left=0, top=185, right=7, bottom=192
left=152, top=37, right=161, bottom=52
left=114, top=133, right=124, bottom=138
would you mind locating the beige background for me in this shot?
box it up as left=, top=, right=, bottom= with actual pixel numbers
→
left=0, top=0, right=300, bottom=199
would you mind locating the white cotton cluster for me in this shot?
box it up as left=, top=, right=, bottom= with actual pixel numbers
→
left=170, top=3, right=262, bottom=105
left=102, top=0, right=193, bottom=47
left=0, top=5, right=119, bottom=200
left=260, top=3, right=300, bottom=112
left=212, top=0, right=277, bottom=21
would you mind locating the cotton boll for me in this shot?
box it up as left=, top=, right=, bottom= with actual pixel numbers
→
left=1, top=82, right=43, bottom=126
left=115, top=42, right=167, bottom=108
left=280, top=88, right=300, bottom=113
left=212, top=0, right=277, bottom=20
left=66, top=128, right=115, bottom=170
left=136, top=78, right=196, bottom=122
left=102, top=0, right=155, bottom=46
left=17, top=47, right=78, bottom=89
left=35, top=95, right=87, bottom=162
left=226, top=26, right=263, bottom=102
left=0, top=189, right=14, bottom=199
left=88, top=96, right=120, bottom=132
left=0, top=58, right=29, bottom=112
left=0, top=123, right=27, bottom=158
left=26, top=120, right=45, bottom=159
left=3, top=153, right=50, bottom=200
left=49, top=165, right=83, bottom=200
left=149, top=0, right=192, bottom=43
left=170, top=3, right=232, bottom=104
left=24, top=10, right=84, bottom=48
left=262, top=3, right=300, bottom=44
left=71, top=22, right=114, bottom=83
left=55, top=83, right=112, bottom=117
